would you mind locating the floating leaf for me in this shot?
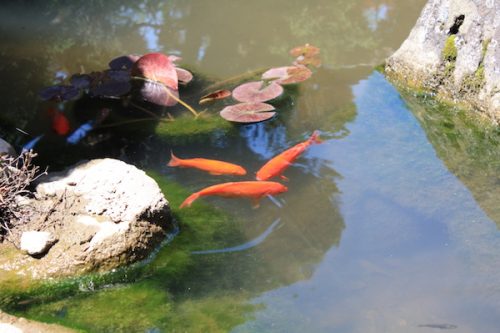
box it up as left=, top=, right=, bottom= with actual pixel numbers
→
left=232, top=81, right=283, bottom=103
left=131, top=52, right=178, bottom=90
left=176, top=67, right=193, bottom=85
left=262, top=66, right=312, bottom=85
left=289, top=43, right=320, bottom=58
left=90, top=70, right=131, bottom=97
left=70, top=74, right=92, bottom=89
left=220, top=102, right=275, bottom=123
left=199, top=89, right=231, bottom=105
left=136, top=80, right=179, bottom=107
left=108, top=54, right=141, bottom=70
left=39, top=85, right=80, bottom=101
left=168, top=55, right=182, bottom=63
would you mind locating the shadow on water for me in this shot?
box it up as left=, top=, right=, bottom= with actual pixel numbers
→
left=399, top=91, right=500, bottom=227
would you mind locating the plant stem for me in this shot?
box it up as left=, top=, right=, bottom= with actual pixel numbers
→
left=202, top=67, right=268, bottom=93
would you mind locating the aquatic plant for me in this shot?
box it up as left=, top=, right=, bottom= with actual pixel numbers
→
left=0, top=151, right=46, bottom=238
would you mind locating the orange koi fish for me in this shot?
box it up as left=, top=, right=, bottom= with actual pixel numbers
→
left=168, top=152, right=247, bottom=176
left=256, top=131, right=322, bottom=181
left=180, top=181, right=288, bottom=208
left=48, top=108, right=71, bottom=136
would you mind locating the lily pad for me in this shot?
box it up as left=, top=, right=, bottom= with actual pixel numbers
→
left=39, top=85, right=80, bottom=101
left=108, top=54, right=141, bottom=70
left=289, top=43, right=320, bottom=58
left=199, top=89, right=232, bottom=105
left=70, top=74, right=92, bottom=89
left=135, top=80, right=179, bottom=107
left=131, top=53, right=178, bottom=90
left=176, top=67, right=193, bottom=85
left=232, top=81, right=283, bottom=103
left=220, top=102, right=275, bottom=123
left=261, top=66, right=312, bottom=85
left=90, top=70, right=131, bottom=97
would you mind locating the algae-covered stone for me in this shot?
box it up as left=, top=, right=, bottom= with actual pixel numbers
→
left=386, top=0, right=500, bottom=123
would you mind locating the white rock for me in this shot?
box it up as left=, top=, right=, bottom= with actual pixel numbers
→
left=20, top=231, right=56, bottom=256
left=0, top=323, right=23, bottom=333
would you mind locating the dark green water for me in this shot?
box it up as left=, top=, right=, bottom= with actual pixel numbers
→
left=1, top=1, right=499, bottom=332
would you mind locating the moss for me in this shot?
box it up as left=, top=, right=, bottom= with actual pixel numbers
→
left=443, top=35, right=457, bottom=62
left=155, top=114, right=234, bottom=145
left=374, top=63, right=386, bottom=74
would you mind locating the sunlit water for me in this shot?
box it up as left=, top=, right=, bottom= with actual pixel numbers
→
left=1, top=1, right=500, bottom=332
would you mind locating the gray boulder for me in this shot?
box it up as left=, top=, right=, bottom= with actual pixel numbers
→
left=386, top=0, right=500, bottom=123
left=20, top=231, right=56, bottom=256
left=0, top=138, right=16, bottom=157
left=0, top=158, right=172, bottom=278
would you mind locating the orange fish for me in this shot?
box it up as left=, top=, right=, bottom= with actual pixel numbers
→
left=168, top=152, right=247, bottom=176
left=180, top=181, right=288, bottom=208
left=47, top=108, right=71, bottom=136
left=256, top=131, right=322, bottom=181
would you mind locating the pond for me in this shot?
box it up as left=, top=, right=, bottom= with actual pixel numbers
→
left=1, top=1, right=500, bottom=332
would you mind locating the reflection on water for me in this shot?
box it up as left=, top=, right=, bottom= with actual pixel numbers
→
left=2, top=0, right=500, bottom=332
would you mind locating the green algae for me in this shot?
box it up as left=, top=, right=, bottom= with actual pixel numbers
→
left=442, top=35, right=457, bottom=62
left=154, top=114, right=234, bottom=145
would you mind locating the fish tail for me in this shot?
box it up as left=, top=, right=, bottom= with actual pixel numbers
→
left=310, top=130, right=323, bottom=144
left=180, top=192, right=201, bottom=208
left=167, top=151, right=182, bottom=167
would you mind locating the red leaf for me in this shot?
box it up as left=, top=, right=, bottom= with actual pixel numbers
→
left=175, top=67, right=193, bottom=85
left=262, top=66, right=312, bottom=85
left=289, top=43, right=320, bottom=58
left=220, top=102, right=276, bottom=123
left=199, top=89, right=232, bottom=105
left=131, top=53, right=178, bottom=90
left=137, top=80, right=179, bottom=107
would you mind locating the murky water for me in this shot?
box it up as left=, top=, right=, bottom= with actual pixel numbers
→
left=1, top=1, right=500, bottom=332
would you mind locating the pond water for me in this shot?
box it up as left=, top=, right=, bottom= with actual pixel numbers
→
left=1, top=1, right=500, bottom=332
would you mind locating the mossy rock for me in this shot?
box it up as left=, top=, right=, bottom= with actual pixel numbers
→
left=442, top=35, right=457, bottom=62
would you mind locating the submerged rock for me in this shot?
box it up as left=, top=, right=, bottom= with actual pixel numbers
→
left=0, top=138, right=16, bottom=157
left=385, top=0, right=500, bottom=124
left=0, top=158, right=172, bottom=279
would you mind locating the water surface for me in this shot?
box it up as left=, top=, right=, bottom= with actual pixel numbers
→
left=1, top=1, right=499, bottom=332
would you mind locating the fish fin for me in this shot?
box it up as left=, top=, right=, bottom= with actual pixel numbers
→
left=310, top=130, right=323, bottom=144
left=279, top=175, right=289, bottom=181
left=180, top=193, right=200, bottom=209
left=209, top=171, right=223, bottom=176
left=168, top=151, right=182, bottom=167
left=251, top=198, right=261, bottom=209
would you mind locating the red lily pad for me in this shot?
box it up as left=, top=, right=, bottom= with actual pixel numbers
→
left=175, top=67, right=193, bottom=85
left=168, top=55, right=182, bottom=63
left=108, top=54, right=141, bottom=70
left=289, top=43, right=320, bottom=58
left=131, top=52, right=178, bottom=90
left=220, top=102, right=276, bottom=123
left=232, top=81, right=284, bottom=103
left=261, top=66, right=312, bottom=85
left=135, top=80, right=179, bottom=107
left=199, top=89, right=231, bottom=105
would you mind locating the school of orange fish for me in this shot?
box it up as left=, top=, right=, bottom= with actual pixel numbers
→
left=170, top=131, right=322, bottom=208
